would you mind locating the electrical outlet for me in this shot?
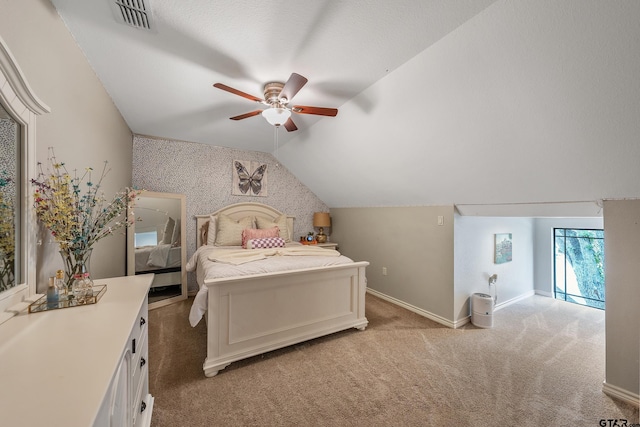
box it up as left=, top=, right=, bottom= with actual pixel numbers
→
left=382, top=267, right=387, bottom=276
left=437, top=216, right=444, bottom=226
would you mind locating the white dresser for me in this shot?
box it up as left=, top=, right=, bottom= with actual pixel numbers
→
left=0, top=274, right=154, bottom=427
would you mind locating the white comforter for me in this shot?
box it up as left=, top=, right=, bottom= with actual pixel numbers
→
left=186, top=244, right=354, bottom=326
left=135, top=244, right=182, bottom=271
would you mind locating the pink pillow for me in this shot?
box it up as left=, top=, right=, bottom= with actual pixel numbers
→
left=242, top=226, right=279, bottom=248
left=246, top=237, right=286, bottom=249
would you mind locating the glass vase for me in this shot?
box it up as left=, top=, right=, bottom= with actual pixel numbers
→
left=59, top=248, right=93, bottom=295
left=72, top=273, right=93, bottom=304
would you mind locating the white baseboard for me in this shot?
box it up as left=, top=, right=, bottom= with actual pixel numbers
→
left=367, top=288, right=537, bottom=329
left=494, top=290, right=535, bottom=311
left=534, top=290, right=553, bottom=298
left=452, top=316, right=471, bottom=328
left=366, top=288, right=459, bottom=328
left=603, top=382, right=640, bottom=408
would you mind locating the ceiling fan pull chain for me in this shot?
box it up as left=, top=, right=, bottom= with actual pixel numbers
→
left=273, top=125, right=280, bottom=166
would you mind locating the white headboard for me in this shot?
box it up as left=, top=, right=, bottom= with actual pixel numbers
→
left=195, top=202, right=295, bottom=247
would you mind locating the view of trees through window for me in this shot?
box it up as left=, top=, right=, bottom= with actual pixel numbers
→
left=554, top=228, right=605, bottom=310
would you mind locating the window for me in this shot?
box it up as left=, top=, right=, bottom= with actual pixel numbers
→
left=134, top=231, right=158, bottom=247
left=553, top=228, right=605, bottom=309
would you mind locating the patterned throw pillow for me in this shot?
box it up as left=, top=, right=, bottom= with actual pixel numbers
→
left=246, top=237, right=286, bottom=249
left=241, top=226, right=280, bottom=248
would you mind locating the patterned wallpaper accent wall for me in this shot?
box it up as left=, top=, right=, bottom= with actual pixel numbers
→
left=132, top=135, right=329, bottom=291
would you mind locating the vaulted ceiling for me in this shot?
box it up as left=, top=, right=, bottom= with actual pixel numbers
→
left=50, top=1, right=640, bottom=212
left=49, top=0, right=496, bottom=152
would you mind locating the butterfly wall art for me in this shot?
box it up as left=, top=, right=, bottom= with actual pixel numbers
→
left=232, top=160, right=268, bottom=196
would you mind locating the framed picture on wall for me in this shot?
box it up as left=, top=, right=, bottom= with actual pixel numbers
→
left=495, top=233, right=512, bottom=264
left=232, top=160, right=268, bottom=196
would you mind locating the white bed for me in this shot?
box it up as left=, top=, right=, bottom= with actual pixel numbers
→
left=187, top=202, right=369, bottom=377
left=134, top=244, right=182, bottom=288
left=134, top=244, right=182, bottom=272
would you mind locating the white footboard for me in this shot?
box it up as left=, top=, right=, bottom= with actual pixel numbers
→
left=203, top=261, right=368, bottom=377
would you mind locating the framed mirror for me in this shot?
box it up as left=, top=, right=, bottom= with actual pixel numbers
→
left=127, top=191, right=186, bottom=310
left=0, top=102, right=19, bottom=295
left=0, top=36, right=49, bottom=318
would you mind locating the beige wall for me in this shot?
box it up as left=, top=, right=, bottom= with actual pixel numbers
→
left=330, top=206, right=455, bottom=323
left=0, top=0, right=133, bottom=290
left=603, top=200, right=640, bottom=399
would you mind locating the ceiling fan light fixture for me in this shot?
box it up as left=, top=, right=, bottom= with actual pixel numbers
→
left=262, top=107, right=291, bottom=126
left=214, top=73, right=338, bottom=132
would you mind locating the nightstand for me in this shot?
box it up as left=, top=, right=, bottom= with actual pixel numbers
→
left=317, top=242, right=339, bottom=250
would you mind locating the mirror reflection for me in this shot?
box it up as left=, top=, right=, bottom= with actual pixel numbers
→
left=0, top=103, right=19, bottom=292
left=128, top=192, right=186, bottom=308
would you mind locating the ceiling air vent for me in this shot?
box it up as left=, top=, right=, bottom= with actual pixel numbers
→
left=110, top=0, right=154, bottom=30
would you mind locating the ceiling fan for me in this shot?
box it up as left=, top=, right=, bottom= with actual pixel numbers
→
left=213, top=73, right=338, bottom=132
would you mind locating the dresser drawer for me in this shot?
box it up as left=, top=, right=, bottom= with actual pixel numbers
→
left=133, top=375, right=152, bottom=427
left=129, top=296, right=150, bottom=427
left=130, top=299, right=149, bottom=344
left=132, top=332, right=148, bottom=401
left=129, top=300, right=148, bottom=371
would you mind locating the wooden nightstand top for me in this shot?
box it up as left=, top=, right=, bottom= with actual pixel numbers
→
left=317, top=242, right=339, bottom=249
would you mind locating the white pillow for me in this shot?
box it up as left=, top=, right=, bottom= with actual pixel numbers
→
left=256, top=215, right=290, bottom=242
left=215, top=214, right=255, bottom=246
left=161, top=217, right=175, bottom=244
left=171, top=218, right=181, bottom=246
left=206, top=215, right=217, bottom=246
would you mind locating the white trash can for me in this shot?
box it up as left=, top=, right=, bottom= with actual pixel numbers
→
left=471, top=292, right=494, bottom=328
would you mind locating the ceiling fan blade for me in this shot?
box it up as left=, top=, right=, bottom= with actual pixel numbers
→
left=230, top=110, right=262, bottom=120
left=283, top=117, right=298, bottom=132
left=292, top=105, right=338, bottom=117
left=279, top=73, right=308, bottom=103
left=214, top=83, right=263, bottom=103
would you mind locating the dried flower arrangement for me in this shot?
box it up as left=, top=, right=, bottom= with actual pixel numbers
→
left=31, top=148, right=141, bottom=289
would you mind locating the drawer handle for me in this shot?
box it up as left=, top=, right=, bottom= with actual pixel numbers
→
left=132, top=338, right=136, bottom=354
left=140, top=317, right=146, bottom=327
left=141, top=401, right=146, bottom=413
left=140, top=357, right=146, bottom=368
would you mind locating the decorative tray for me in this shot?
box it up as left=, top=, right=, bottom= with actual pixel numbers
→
left=28, top=284, right=107, bottom=313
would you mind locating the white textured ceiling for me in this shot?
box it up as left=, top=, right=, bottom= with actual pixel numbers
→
left=49, top=0, right=497, bottom=152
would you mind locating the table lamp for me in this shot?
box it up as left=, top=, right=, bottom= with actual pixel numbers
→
left=313, top=212, right=331, bottom=243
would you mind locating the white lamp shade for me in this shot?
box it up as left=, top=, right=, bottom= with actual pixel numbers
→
left=262, top=107, right=291, bottom=126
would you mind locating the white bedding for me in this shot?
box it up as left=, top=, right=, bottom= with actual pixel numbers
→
left=135, top=244, right=182, bottom=272
left=186, top=243, right=354, bottom=326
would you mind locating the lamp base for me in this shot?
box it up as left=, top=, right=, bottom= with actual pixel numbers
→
left=316, top=228, right=327, bottom=243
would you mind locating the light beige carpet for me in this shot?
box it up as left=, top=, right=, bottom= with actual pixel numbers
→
left=148, top=294, right=638, bottom=426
